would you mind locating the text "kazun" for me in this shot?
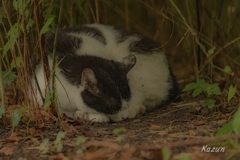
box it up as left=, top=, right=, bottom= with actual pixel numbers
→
left=201, top=145, right=225, bottom=152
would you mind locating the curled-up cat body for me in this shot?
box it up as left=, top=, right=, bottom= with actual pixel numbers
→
left=30, top=24, right=179, bottom=122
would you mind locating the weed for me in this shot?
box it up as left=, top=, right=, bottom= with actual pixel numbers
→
left=40, top=138, right=49, bottom=154
left=162, top=147, right=171, bottom=160
left=75, top=136, right=86, bottom=154
left=182, top=79, right=221, bottom=108
left=11, top=108, right=27, bottom=131
left=54, top=131, right=66, bottom=152
left=113, top=127, right=126, bottom=142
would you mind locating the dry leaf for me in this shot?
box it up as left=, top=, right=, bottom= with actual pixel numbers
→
left=29, top=127, right=37, bottom=138
left=50, top=153, right=65, bottom=160
left=84, top=141, right=123, bottom=151
left=189, top=130, right=196, bottom=136
left=140, top=150, right=153, bottom=159
left=119, top=146, right=137, bottom=160
left=9, top=132, right=18, bottom=140
left=83, top=148, right=115, bottom=160
left=0, top=147, right=13, bottom=155
left=148, top=124, right=160, bottom=130
left=193, top=120, right=205, bottom=126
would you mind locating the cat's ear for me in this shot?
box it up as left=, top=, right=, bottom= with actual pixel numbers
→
left=81, top=68, right=97, bottom=88
left=121, top=55, right=136, bottom=73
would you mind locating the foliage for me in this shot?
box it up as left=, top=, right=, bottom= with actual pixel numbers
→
left=113, top=127, right=126, bottom=134
left=216, top=105, right=240, bottom=136
left=2, top=71, right=16, bottom=86
left=10, top=56, right=21, bottom=69
left=40, top=139, right=49, bottom=154
left=116, top=136, right=124, bottom=142
left=11, top=108, right=27, bottom=131
left=215, top=85, right=237, bottom=136
left=113, top=127, right=126, bottom=142
left=228, top=85, right=237, bottom=102
left=182, top=79, right=221, bottom=108
left=13, top=0, right=31, bottom=17
left=54, top=131, right=66, bottom=152
left=44, top=91, right=53, bottom=111
left=76, top=149, right=83, bottom=154
left=39, top=17, right=55, bottom=38
left=173, top=154, right=190, bottom=160
left=76, top=136, right=86, bottom=145
left=162, top=147, right=171, bottom=160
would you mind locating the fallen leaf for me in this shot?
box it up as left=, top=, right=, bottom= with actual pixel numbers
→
left=49, top=153, right=65, bottom=160
left=140, top=150, right=153, bottom=159
left=119, top=146, right=137, bottom=160
left=0, top=147, right=13, bottom=155
left=148, top=124, right=160, bottom=130
left=189, top=130, right=196, bottom=136
left=29, top=127, right=37, bottom=138
left=193, top=120, right=205, bottom=126
left=9, top=132, right=18, bottom=140
left=213, top=120, right=227, bottom=125
left=83, top=148, right=115, bottom=160
left=84, top=141, right=123, bottom=151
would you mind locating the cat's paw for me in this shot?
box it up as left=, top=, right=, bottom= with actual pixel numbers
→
left=109, top=105, right=146, bottom=122
left=88, top=113, right=110, bottom=122
left=128, top=105, right=146, bottom=118
left=109, top=108, right=128, bottom=122
left=75, top=111, right=110, bottom=122
left=75, top=110, right=89, bottom=119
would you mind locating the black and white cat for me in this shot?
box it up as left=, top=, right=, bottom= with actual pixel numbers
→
left=30, top=24, right=179, bottom=122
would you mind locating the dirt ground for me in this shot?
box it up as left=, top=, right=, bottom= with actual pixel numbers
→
left=0, top=81, right=240, bottom=160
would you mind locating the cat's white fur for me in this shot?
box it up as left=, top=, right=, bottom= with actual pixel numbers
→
left=30, top=24, right=170, bottom=122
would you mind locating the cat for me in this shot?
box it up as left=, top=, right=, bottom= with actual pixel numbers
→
left=29, top=24, right=179, bottom=122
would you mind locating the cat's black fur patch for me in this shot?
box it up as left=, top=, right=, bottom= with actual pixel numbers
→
left=62, top=26, right=106, bottom=45
left=45, top=26, right=107, bottom=56
left=58, top=54, right=132, bottom=114
left=129, top=37, right=161, bottom=54
left=45, top=32, right=82, bottom=55
left=167, top=68, right=179, bottom=102
left=116, top=29, right=134, bottom=43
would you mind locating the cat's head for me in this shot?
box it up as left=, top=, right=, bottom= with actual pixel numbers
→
left=80, top=55, right=136, bottom=115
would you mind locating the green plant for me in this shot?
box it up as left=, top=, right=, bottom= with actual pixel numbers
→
left=40, top=139, right=49, bottom=154
left=173, top=154, right=190, bottom=160
left=182, top=79, right=221, bottom=108
left=2, top=71, right=16, bottom=86
left=75, top=136, right=86, bottom=154
left=54, top=131, right=66, bottom=152
left=228, top=85, right=237, bottom=102
left=11, top=108, right=27, bottom=131
left=216, top=105, right=240, bottom=136
left=162, top=147, right=171, bottom=160
left=76, top=136, right=86, bottom=145
left=113, top=127, right=126, bottom=142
